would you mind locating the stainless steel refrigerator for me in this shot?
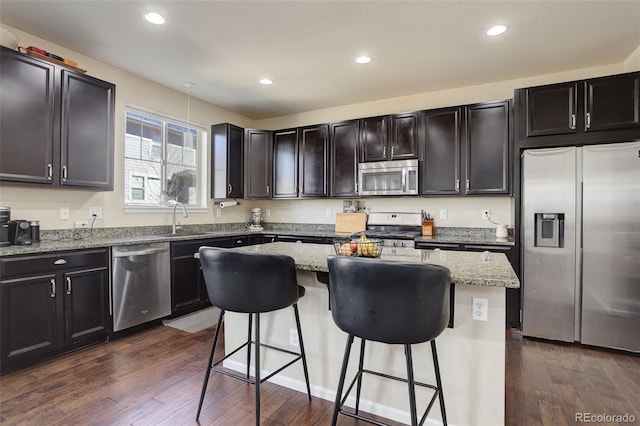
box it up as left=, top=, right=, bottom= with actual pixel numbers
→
left=522, top=141, right=640, bottom=353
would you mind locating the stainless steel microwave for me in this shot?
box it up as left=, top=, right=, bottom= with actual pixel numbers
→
left=358, top=159, right=419, bottom=196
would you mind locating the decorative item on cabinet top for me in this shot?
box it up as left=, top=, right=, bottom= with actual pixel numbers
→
left=18, top=45, right=86, bottom=73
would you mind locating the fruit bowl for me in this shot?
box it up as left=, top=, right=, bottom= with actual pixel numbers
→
left=333, top=237, right=383, bottom=258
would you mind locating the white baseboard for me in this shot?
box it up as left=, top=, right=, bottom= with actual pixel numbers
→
left=222, top=359, right=445, bottom=426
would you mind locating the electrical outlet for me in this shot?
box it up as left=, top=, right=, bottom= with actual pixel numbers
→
left=482, top=209, right=490, bottom=221
left=472, top=298, right=488, bottom=321
left=89, top=207, right=103, bottom=219
left=74, top=221, right=89, bottom=229
left=216, top=208, right=221, bottom=217
left=440, top=209, right=447, bottom=219
left=59, top=207, right=70, bottom=220
left=265, top=208, right=271, bottom=217
left=325, top=208, right=332, bottom=218
left=289, top=328, right=299, bottom=347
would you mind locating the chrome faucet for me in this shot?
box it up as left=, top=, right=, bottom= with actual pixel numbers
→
left=170, top=201, right=188, bottom=234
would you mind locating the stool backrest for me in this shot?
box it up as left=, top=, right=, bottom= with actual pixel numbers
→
left=328, top=256, right=451, bottom=345
left=199, top=247, right=299, bottom=313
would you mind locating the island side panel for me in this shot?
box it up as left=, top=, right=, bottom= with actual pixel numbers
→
left=222, top=270, right=505, bottom=426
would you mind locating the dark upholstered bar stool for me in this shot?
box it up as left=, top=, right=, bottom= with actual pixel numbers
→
left=327, top=255, right=451, bottom=426
left=196, top=247, right=311, bottom=425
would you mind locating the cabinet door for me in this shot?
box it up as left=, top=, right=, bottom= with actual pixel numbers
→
left=172, top=255, right=204, bottom=311
left=244, top=129, right=272, bottom=198
left=524, top=82, right=578, bottom=137
left=63, top=267, right=109, bottom=344
left=465, top=101, right=510, bottom=194
left=0, top=274, right=58, bottom=369
left=390, top=112, right=418, bottom=159
left=273, top=129, right=299, bottom=198
left=330, top=120, right=359, bottom=197
left=585, top=74, right=640, bottom=132
left=360, top=116, right=389, bottom=162
left=421, top=108, right=462, bottom=195
left=299, top=124, right=329, bottom=198
left=211, top=123, right=243, bottom=198
left=60, top=71, right=115, bottom=189
left=0, top=48, right=56, bottom=184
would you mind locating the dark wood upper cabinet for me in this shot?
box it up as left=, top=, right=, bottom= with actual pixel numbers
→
left=420, top=100, right=510, bottom=196
left=299, top=124, right=329, bottom=198
left=360, top=115, right=389, bottom=162
left=389, top=112, right=419, bottom=160
left=420, top=107, right=462, bottom=195
left=584, top=73, right=640, bottom=132
left=272, top=129, right=299, bottom=198
left=464, top=101, right=510, bottom=195
left=0, top=47, right=115, bottom=190
left=60, top=71, right=114, bottom=189
left=360, top=113, right=418, bottom=162
left=330, top=120, right=359, bottom=197
left=211, top=123, right=243, bottom=199
left=515, top=71, right=640, bottom=147
left=244, top=129, right=272, bottom=198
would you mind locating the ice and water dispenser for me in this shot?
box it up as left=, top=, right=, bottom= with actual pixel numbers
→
left=535, top=213, right=564, bottom=248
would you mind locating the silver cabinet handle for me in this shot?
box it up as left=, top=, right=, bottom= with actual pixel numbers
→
left=391, top=145, right=395, bottom=157
left=455, top=179, right=460, bottom=191
left=585, top=112, right=591, bottom=129
left=466, top=179, right=470, bottom=190
left=228, top=184, right=232, bottom=194
left=570, top=114, right=576, bottom=130
left=47, top=164, right=53, bottom=180
left=50, top=279, right=56, bottom=298
left=266, top=185, right=270, bottom=195
left=54, top=259, right=67, bottom=265
left=383, top=146, right=386, bottom=158
left=66, top=277, right=72, bottom=295
left=355, top=182, right=358, bottom=193
left=62, top=165, right=68, bottom=181
left=236, top=239, right=243, bottom=244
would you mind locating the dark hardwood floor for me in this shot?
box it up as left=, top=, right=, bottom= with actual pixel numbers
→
left=0, top=325, right=638, bottom=425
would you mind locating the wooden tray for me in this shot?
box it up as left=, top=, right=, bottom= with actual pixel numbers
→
left=25, top=50, right=86, bottom=73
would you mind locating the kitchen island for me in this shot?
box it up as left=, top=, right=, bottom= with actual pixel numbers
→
left=217, top=242, right=519, bottom=426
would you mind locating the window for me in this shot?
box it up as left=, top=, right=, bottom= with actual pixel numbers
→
left=124, top=108, right=207, bottom=208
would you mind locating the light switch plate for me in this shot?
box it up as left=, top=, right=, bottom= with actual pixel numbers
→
left=59, top=207, right=70, bottom=220
left=440, top=209, right=447, bottom=219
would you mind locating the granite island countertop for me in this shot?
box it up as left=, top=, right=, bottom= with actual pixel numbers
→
left=229, top=242, right=520, bottom=289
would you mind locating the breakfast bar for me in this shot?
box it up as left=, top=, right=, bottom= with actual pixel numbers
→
left=219, top=242, right=519, bottom=426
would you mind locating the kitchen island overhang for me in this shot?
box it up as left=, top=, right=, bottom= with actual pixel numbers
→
left=209, top=242, right=519, bottom=426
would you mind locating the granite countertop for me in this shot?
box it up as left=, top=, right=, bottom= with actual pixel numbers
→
left=230, top=242, right=520, bottom=289
left=0, top=224, right=514, bottom=258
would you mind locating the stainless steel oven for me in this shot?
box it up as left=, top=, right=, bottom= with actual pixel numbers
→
left=358, top=159, right=418, bottom=196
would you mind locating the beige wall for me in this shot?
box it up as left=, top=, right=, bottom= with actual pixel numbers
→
left=1, top=24, right=638, bottom=231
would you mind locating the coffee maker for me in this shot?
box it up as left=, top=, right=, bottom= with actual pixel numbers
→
left=248, top=207, right=263, bottom=232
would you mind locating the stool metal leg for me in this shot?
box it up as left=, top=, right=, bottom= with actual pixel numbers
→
left=247, top=313, right=253, bottom=380
left=431, top=340, right=447, bottom=426
left=405, top=344, right=418, bottom=426
left=254, top=313, right=261, bottom=426
left=196, top=309, right=225, bottom=421
left=293, top=304, right=312, bottom=400
left=355, top=338, right=366, bottom=415
left=331, top=334, right=355, bottom=426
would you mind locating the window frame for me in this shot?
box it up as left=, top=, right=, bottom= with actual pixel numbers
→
left=123, top=104, right=208, bottom=213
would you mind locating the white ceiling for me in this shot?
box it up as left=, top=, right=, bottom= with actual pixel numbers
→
left=1, top=1, right=639, bottom=120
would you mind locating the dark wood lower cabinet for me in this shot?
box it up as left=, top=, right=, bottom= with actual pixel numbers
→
left=415, top=241, right=521, bottom=328
left=0, top=248, right=109, bottom=375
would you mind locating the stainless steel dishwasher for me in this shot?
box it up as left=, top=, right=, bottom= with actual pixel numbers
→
left=111, top=242, right=171, bottom=332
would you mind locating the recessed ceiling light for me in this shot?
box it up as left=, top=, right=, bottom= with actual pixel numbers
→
left=145, top=12, right=165, bottom=25
left=259, top=78, right=273, bottom=85
left=356, top=56, right=372, bottom=64
left=486, top=25, right=507, bottom=36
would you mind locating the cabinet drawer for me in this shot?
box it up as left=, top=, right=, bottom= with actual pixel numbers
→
left=171, top=238, right=233, bottom=257
left=0, top=248, right=109, bottom=279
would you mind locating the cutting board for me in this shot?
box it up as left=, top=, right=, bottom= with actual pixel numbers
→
left=335, top=212, right=367, bottom=234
